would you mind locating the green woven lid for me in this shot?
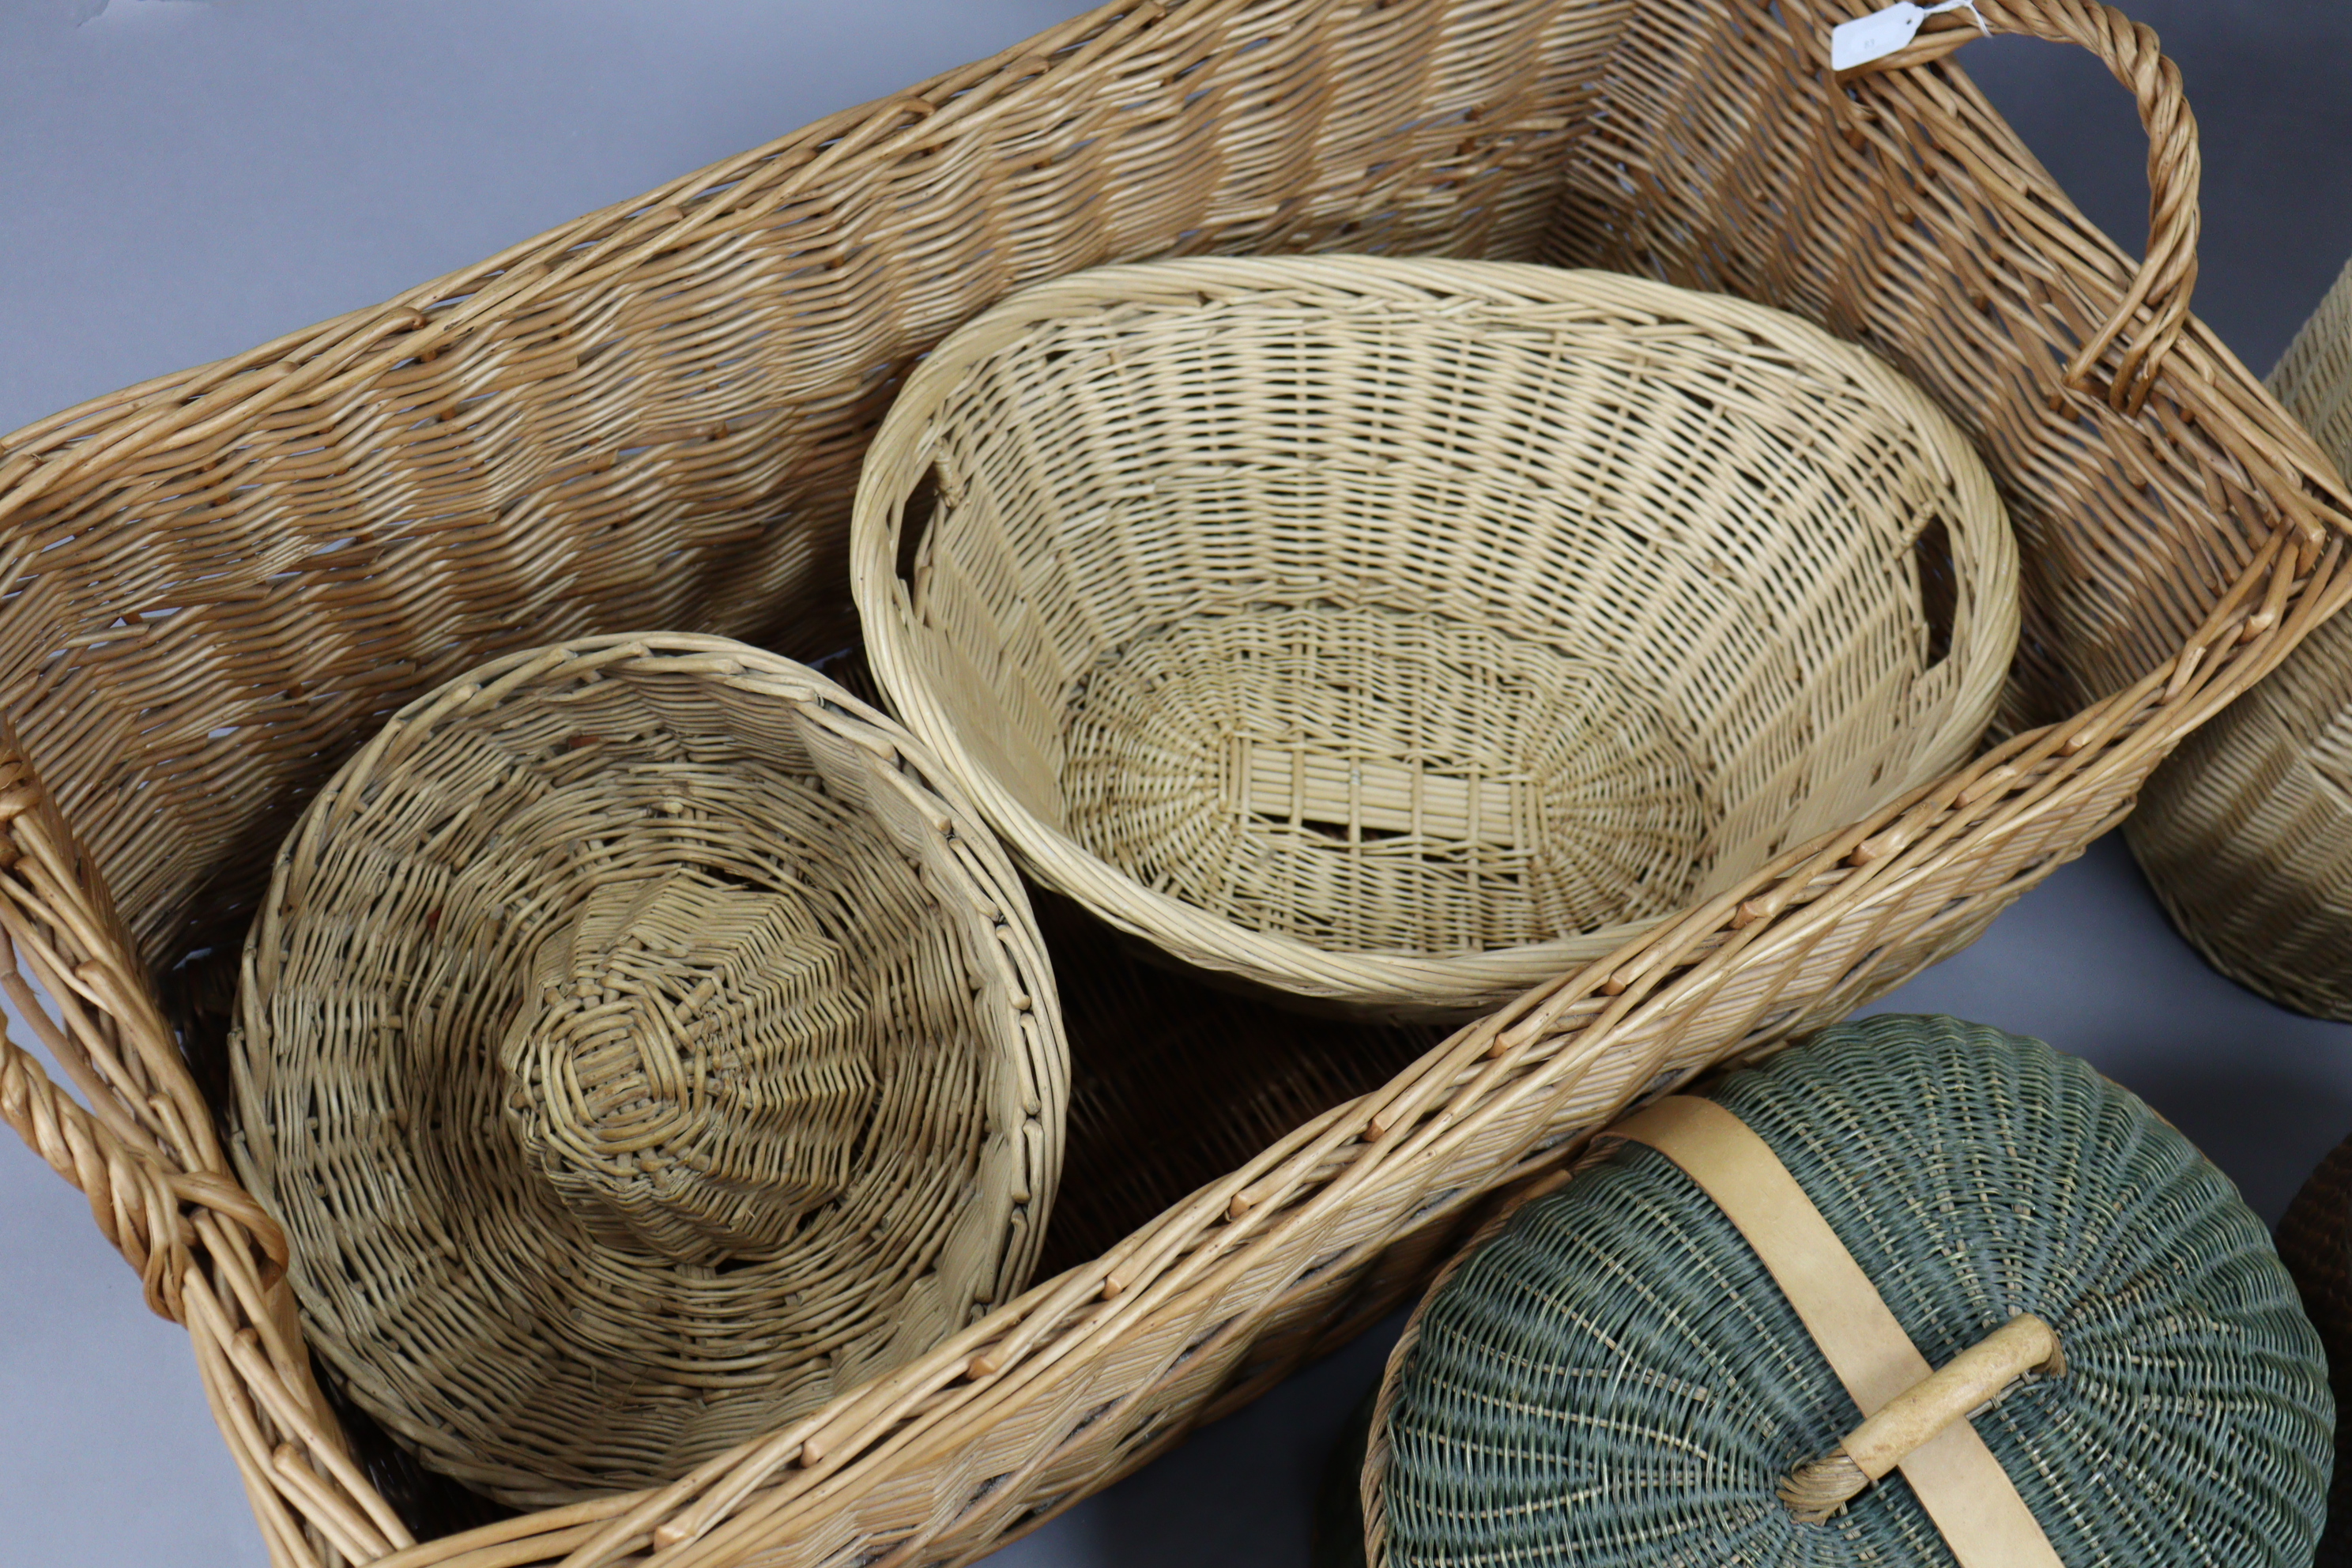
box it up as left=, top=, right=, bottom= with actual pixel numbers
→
left=1373, top=1014, right=2331, bottom=1566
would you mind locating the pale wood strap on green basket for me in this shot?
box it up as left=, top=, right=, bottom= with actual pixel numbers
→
left=1611, top=1098, right=2066, bottom=1567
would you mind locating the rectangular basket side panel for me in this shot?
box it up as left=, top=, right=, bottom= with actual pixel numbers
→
left=759, top=1201, right=1489, bottom=1568
left=0, top=0, right=1631, bottom=984
left=1539, top=0, right=2278, bottom=733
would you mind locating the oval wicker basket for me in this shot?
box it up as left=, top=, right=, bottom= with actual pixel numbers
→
left=2, top=2, right=2350, bottom=1565
left=852, top=258, right=2018, bottom=1020
left=2128, top=255, right=2352, bottom=1020
left=1352, top=1016, right=2331, bottom=1567
left=230, top=635, right=1067, bottom=1506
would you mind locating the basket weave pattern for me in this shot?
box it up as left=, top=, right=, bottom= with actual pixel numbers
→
left=855, top=258, right=2016, bottom=1016
left=0, top=0, right=2347, bottom=1564
left=230, top=635, right=1064, bottom=1506
left=2128, top=257, right=2352, bottom=1018
left=1361, top=1017, right=2329, bottom=1566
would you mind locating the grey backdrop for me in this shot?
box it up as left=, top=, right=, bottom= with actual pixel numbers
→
left=5, top=3, right=2351, bottom=1564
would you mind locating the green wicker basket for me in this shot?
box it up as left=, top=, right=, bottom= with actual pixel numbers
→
left=1340, top=1015, right=2330, bottom=1567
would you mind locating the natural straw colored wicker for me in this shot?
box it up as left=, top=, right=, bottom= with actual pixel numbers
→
left=2129, top=256, right=2352, bottom=1018
left=230, top=634, right=1067, bottom=1506
left=2279, top=1131, right=2352, bottom=1566
left=822, top=649, right=1451, bottom=1278
left=3, top=1, right=2351, bottom=1565
left=853, top=258, right=2018, bottom=1020
left=1357, top=1016, right=2330, bottom=1566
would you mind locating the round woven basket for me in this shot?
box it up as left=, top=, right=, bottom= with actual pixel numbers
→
left=228, top=635, right=1066, bottom=1506
left=2278, top=1131, right=2352, bottom=1564
left=2129, top=254, right=2352, bottom=1020
left=853, top=258, right=2017, bottom=1020
left=1352, top=1015, right=2330, bottom=1566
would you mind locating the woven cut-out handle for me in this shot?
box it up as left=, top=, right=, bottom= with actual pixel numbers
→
left=1841, top=0, right=2200, bottom=413
left=1780, top=1313, right=2066, bottom=1523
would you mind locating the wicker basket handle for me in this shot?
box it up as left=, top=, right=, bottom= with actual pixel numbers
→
left=0, top=725, right=289, bottom=1321
left=1781, top=1313, right=2066, bottom=1522
left=1842, top=0, right=2199, bottom=414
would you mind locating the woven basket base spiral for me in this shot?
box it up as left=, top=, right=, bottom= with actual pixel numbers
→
left=232, top=638, right=1061, bottom=1507
left=1062, top=603, right=1710, bottom=958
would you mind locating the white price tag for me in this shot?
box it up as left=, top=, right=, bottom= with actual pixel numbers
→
left=1830, top=0, right=1988, bottom=73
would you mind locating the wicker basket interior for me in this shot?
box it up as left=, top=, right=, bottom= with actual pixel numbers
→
left=857, top=258, right=2016, bottom=1017
left=230, top=637, right=1065, bottom=1506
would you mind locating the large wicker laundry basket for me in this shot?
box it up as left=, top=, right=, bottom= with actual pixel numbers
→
left=229, top=635, right=1067, bottom=1507
left=853, top=258, right=2017, bottom=1020
left=2, top=1, right=2350, bottom=1565
left=2128, top=255, right=2352, bottom=1019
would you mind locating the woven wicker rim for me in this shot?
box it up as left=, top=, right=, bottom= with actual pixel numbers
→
left=229, top=634, right=1069, bottom=1504
left=854, top=256, right=2017, bottom=1018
